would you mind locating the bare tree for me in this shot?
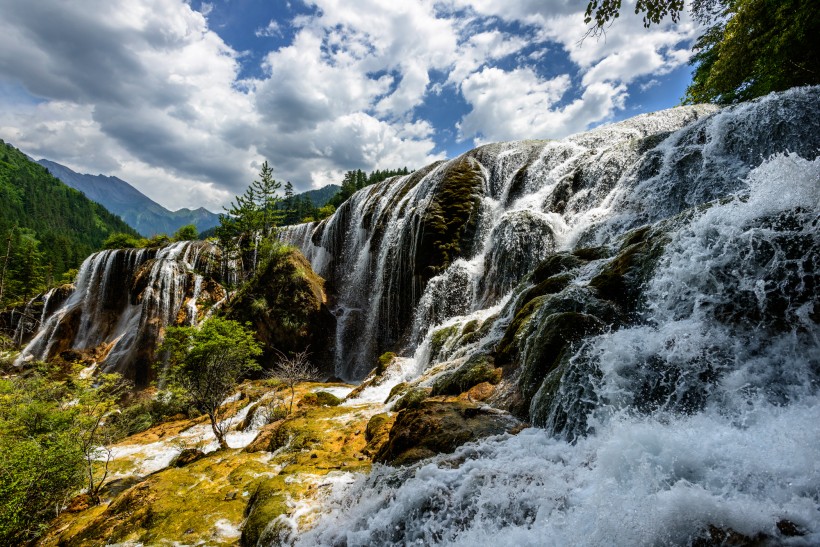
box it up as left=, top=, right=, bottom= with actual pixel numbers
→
left=269, top=349, right=319, bottom=414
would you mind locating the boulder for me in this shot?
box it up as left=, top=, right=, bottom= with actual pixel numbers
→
left=375, top=401, right=519, bottom=466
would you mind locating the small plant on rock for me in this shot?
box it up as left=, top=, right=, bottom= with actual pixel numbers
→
left=269, top=349, right=319, bottom=415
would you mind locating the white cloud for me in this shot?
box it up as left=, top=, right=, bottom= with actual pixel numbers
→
left=256, top=20, right=282, bottom=38
left=0, top=0, right=699, bottom=211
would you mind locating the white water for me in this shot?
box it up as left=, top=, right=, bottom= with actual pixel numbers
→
left=292, top=89, right=820, bottom=545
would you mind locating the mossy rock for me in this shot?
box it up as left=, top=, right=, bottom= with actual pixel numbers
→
left=314, top=391, right=341, bottom=406
left=415, top=156, right=485, bottom=279
left=393, top=386, right=432, bottom=411
left=362, top=413, right=395, bottom=457
left=374, top=401, right=518, bottom=466
left=298, top=392, right=319, bottom=407
left=376, top=352, right=397, bottom=375
left=225, top=247, right=335, bottom=374
left=242, top=478, right=292, bottom=547
left=518, top=312, right=606, bottom=402
left=572, top=246, right=609, bottom=261
left=588, top=225, right=669, bottom=312
left=170, top=448, right=205, bottom=467
left=385, top=381, right=410, bottom=404
left=531, top=252, right=586, bottom=283
left=431, top=355, right=502, bottom=396
left=429, top=324, right=459, bottom=360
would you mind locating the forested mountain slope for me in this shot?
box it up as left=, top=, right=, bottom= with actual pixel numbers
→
left=36, top=159, right=221, bottom=237
left=0, top=140, right=138, bottom=303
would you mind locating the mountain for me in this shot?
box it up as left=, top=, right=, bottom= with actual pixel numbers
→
left=299, top=184, right=340, bottom=207
left=0, top=140, right=138, bottom=294
left=36, top=159, right=220, bottom=237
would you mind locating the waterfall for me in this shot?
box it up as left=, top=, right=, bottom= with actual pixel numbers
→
left=285, top=87, right=819, bottom=382
left=287, top=87, right=820, bottom=544
left=15, top=240, right=234, bottom=385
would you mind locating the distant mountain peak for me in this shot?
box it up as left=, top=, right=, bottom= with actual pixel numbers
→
left=36, top=159, right=221, bottom=237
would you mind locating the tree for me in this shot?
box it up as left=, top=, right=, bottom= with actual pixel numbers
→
left=0, top=367, right=85, bottom=544
left=0, top=364, right=131, bottom=543
left=103, top=232, right=142, bottom=249
left=173, top=224, right=198, bottom=242
left=159, top=317, right=262, bottom=449
left=217, top=161, right=283, bottom=273
left=585, top=0, right=819, bottom=104
left=584, top=0, right=686, bottom=31
left=684, top=0, right=820, bottom=104
left=269, top=349, right=319, bottom=414
left=70, top=372, right=131, bottom=502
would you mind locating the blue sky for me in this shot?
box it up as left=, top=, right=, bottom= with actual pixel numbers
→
left=0, top=0, right=700, bottom=211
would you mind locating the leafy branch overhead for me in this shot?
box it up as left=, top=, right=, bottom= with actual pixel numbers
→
left=585, top=0, right=819, bottom=104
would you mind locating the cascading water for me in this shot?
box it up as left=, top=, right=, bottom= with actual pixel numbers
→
left=16, top=240, right=233, bottom=385
left=283, top=87, right=820, bottom=544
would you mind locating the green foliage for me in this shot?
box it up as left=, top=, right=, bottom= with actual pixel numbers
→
left=0, top=364, right=129, bottom=544
left=316, top=203, right=336, bottom=220
left=103, top=232, right=143, bottom=249
left=0, top=140, right=138, bottom=302
left=158, top=317, right=262, bottom=448
left=144, top=233, right=171, bottom=248
left=172, top=224, right=198, bottom=242
left=584, top=0, right=819, bottom=105
left=584, top=0, right=685, bottom=30
left=684, top=0, right=820, bottom=104
left=217, top=161, right=283, bottom=272
left=326, top=167, right=410, bottom=209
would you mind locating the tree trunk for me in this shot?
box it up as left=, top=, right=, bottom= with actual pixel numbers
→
left=210, top=412, right=229, bottom=450
left=0, top=230, right=12, bottom=304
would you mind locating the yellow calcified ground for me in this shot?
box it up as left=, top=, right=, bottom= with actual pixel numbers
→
left=40, top=381, right=387, bottom=547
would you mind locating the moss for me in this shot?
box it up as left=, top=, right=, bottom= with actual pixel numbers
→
left=393, top=386, right=432, bottom=411
left=429, top=324, right=460, bottom=361
left=588, top=225, right=669, bottom=311
left=376, top=352, right=397, bottom=375
left=298, top=392, right=319, bottom=408
left=431, top=355, right=502, bottom=396
left=40, top=380, right=372, bottom=547
left=385, top=381, right=409, bottom=404
left=314, top=391, right=341, bottom=406
left=518, top=312, right=605, bottom=402
left=416, top=156, right=485, bottom=278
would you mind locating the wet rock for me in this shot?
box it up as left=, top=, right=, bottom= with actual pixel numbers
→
left=478, top=210, right=556, bottom=304
left=588, top=224, right=669, bottom=312
left=363, top=413, right=395, bottom=457
left=431, top=354, right=502, bottom=396
left=244, top=421, right=284, bottom=453
left=393, top=386, right=432, bottom=411
left=315, top=391, right=342, bottom=406
left=462, top=381, right=495, bottom=402
left=690, top=524, right=769, bottom=546
left=171, top=448, right=205, bottom=467
left=385, top=381, right=409, bottom=404
left=375, top=401, right=519, bottom=466
left=518, top=312, right=606, bottom=402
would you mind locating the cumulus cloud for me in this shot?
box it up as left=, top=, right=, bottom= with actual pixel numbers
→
left=0, top=0, right=699, bottom=210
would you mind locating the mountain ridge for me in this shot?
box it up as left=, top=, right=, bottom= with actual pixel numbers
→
left=36, top=159, right=221, bottom=237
